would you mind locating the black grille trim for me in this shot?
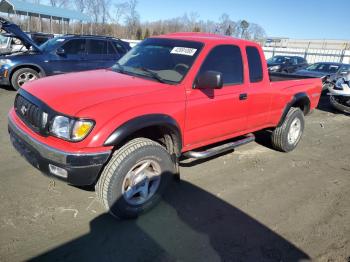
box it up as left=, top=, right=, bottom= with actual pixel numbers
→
left=15, top=95, right=42, bottom=133
left=14, top=89, right=55, bottom=136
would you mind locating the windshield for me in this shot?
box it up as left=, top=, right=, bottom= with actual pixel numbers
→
left=267, top=56, right=291, bottom=64
left=306, top=63, right=340, bottom=73
left=39, top=37, right=66, bottom=52
left=113, top=38, right=203, bottom=84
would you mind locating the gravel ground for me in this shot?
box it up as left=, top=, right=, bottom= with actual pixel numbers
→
left=0, top=87, right=349, bottom=262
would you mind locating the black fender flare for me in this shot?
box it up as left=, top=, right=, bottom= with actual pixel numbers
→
left=104, top=114, right=182, bottom=154
left=277, top=92, right=311, bottom=126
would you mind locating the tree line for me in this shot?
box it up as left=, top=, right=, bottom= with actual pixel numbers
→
left=11, top=0, right=266, bottom=42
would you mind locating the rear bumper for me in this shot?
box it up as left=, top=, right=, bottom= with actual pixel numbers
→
left=8, top=115, right=111, bottom=186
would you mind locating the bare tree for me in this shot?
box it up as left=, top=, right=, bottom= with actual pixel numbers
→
left=98, top=0, right=111, bottom=27
left=114, top=2, right=128, bottom=25
left=239, top=20, right=249, bottom=39
left=225, top=25, right=232, bottom=36
left=246, top=23, right=266, bottom=40
left=144, top=28, right=150, bottom=38
left=219, top=13, right=236, bottom=36
left=124, top=0, right=140, bottom=38
left=49, top=0, right=69, bottom=7
left=74, top=0, right=86, bottom=13
left=86, top=0, right=101, bottom=33
left=189, top=12, right=200, bottom=31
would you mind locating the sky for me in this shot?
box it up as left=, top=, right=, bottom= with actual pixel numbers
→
left=136, top=0, right=350, bottom=40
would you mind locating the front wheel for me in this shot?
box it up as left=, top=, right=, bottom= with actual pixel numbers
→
left=271, top=107, right=305, bottom=152
left=96, top=138, right=176, bottom=219
left=11, top=68, right=40, bottom=90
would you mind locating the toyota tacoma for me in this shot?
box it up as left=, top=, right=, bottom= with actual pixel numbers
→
left=8, top=33, right=322, bottom=219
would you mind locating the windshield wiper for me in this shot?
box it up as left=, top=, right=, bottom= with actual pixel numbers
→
left=137, top=67, right=167, bottom=83
left=113, top=62, right=125, bottom=73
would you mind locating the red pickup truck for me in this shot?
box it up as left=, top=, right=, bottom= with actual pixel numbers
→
left=8, top=33, right=322, bottom=219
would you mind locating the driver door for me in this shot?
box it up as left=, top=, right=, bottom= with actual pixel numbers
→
left=48, top=39, right=87, bottom=75
left=184, top=45, right=249, bottom=147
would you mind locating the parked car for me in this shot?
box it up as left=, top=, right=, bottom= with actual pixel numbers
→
left=29, top=32, right=55, bottom=46
left=8, top=33, right=322, bottom=219
left=294, top=62, right=350, bottom=90
left=328, top=72, right=350, bottom=113
left=0, top=17, right=131, bottom=90
left=267, top=55, right=308, bottom=73
left=0, top=31, right=54, bottom=54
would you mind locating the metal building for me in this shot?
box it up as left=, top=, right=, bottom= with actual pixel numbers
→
left=0, top=0, right=91, bottom=33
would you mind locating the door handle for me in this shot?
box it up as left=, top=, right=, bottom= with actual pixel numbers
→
left=239, top=93, right=248, bottom=100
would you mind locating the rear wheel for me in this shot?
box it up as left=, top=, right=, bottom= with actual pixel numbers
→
left=11, top=68, right=40, bottom=90
left=271, top=107, right=305, bottom=152
left=96, top=138, right=176, bottom=219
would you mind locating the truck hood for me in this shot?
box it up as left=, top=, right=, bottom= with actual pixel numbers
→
left=0, top=17, right=41, bottom=52
left=22, top=69, right=169, bottom=116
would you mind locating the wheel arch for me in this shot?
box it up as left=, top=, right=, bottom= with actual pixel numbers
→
left=278, top=92, right=310, bottom=126
left=9, top=63, right=46, bottom=82
left=104, top=114, right=183, bottom=157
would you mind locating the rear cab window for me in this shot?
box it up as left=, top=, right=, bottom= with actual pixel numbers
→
left=246, top=46, right=263, bottom=83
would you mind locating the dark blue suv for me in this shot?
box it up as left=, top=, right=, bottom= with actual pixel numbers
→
left=0, top=17, right=131, bottom=90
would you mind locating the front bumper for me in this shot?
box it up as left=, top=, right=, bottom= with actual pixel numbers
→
left=8, top=116, right=111, bottom=186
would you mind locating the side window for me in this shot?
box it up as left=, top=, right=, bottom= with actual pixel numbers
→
left=341, top=64, right=350, bottom=72
left=88, top=39, right=107, bottom=55
left=61, top=39, right=86, bottom=55
left=107, top=41, right=117, bottom=55
left=297, top=57, right=305, bottom=64
left=246, top=46, right=263, bottom=83
left=112, top=41, right=127, bottom=54
left=199, top=45, right=243, bottom=85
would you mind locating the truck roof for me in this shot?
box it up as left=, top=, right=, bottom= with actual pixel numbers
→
left=154, top=32, right=259, bottom=46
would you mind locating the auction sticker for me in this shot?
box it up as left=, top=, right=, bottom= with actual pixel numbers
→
left=171, top=47, right=197, bottom=56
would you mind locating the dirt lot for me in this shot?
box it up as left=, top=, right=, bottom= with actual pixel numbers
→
left=0, top=87, right=349, bottom=262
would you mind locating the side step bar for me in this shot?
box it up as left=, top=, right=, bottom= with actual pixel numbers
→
left=183, top=134, right=255, bottom=159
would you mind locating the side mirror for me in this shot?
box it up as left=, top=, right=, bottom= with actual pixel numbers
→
left=56, top=47, right=65, bottom=56
left=194, top=70, right=223, bottom=89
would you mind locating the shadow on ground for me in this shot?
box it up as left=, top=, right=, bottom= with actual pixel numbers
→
left=31, top=180, right=310, bottom=262
left=316, top=94, right=342, bottom=114
left=0, top=85, right=14, bottom=91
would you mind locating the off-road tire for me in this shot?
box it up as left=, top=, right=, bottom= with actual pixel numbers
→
left=96, top=138, right=176, bottom=219
left=271, top=107, right=305, bottom=152
left=11, top=68, right=40, bottom=91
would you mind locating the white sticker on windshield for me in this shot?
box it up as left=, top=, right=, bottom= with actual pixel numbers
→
left=56, top=39, right=65, bottom=42
left=171, top=47, right=197, bottom=56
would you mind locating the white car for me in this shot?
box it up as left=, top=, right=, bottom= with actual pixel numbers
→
left=328, top=73, right=350, bottom=113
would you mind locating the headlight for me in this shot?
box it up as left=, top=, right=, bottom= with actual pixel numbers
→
left=269, top=65, right=280, bottom=71
left=50, top=116, right=94, bottom=141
